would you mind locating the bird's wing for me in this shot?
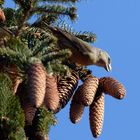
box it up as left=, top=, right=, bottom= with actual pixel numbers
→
left=43, top=22, right=97, bottom=54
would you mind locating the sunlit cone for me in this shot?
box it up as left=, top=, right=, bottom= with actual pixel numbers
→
left=89, top=92, right=104, bottom=138
left=16, top=82, right=37, bottom=125
left=73, top=75, right=99, bottom=106
left=27, top=63, right=46, bottom=108
left=0, top=8, right=6, bottom=22
left=57, top=71, right=79, bottom=111
left=44, top=73, right=59, bottom=112
left=99, top=77, right=126, bottom=99
left=69, top=99, right=85, bottom=124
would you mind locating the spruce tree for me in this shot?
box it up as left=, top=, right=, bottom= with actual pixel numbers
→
left=0, top=0, right=126, bottom=139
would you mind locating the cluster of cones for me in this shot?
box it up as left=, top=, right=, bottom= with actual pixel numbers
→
left=69, top=74, right=125, bottom=138
left=0, top=7, right=126, bottom=139
left=7, top=62, right=126, bottom=139
left=12, top=62, right=79, bottom=139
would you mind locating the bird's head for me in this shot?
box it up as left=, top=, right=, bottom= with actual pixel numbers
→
left=97, top=50, right=112, bottom=71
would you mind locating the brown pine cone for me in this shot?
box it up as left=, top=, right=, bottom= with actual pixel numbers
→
left=73, top=75, right=99, bottom=106
left=0, top=8, right=6, bottom=22
left=16, top=82, right=37, bottom=125
left=69, top=99, right=85, bottom=124
left=99, top=77, right=126, bottom=99
left=27, top=63, right=46, bottom=108
left=44, top=73, right=59, bottom=112
left=89, top=92, right=104, bottom=138
left=57, top=71, right=79, bottom=111
left=23, top=102, right=37, bottom=125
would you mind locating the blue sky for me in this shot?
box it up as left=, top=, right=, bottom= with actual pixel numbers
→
left=4, top=0, right=140, bottom=140
left=50, top=0, right=140, bottom=140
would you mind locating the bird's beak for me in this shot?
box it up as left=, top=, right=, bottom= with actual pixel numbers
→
left=105, top=63, right=112, bottom=71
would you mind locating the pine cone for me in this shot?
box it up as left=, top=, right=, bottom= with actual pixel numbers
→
left=89, top=92, right=104, bottom=138
left=27, top=63, right=46, bottom=108
left=73, top=76, right=99, bottom=106
left=0, top=8, right=6, bottom=22
left=44, top=73, right=59, bottom=112
left=69, top=99, right=85, bottom=124
left=24, top=102, right=37, bottom=125
left=16, top=82, right=37, bottom=125
left=57, top=71, right=79, bottom=110
left=99, top=77, right=126, bottom=99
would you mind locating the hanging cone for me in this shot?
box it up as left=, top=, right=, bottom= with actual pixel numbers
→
left=0, top=8, right=6, bottom=22
left=27, top=63, right=46, bottom=108
left=44, top=73, right=59, bottom=112
left=89, top=92, right=104, bottom=138
left=16, top=82, right=37, bottom=125
left=73, top=75, right=99, bottom=106
left=57, top=71, right=79, bottom=111
left=69, top=99, right=85, bottom=124
left=23, top=102, right=37, bottom=125
left=99, top=77, right=126, bottom=99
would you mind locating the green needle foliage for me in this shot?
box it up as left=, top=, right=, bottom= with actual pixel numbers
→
left=0, top=74, right=25, bottom=140
left=0, top=0, right=97, bottom=139
left=31, top=107, right=56, bottom=139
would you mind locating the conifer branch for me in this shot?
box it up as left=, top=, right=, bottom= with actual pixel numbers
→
left=31, top=14, right=58, bottom=27
left=41, top=49, right=72, bottom=64
left=75, top=31, right=97, bottom=43
left=30, top=5, right=77, bottom=20
left=26, top=107, right=56, bottom=140
left=0, top=1, right=125, bottom=139
left=15, top=0, right=33, bottom=35
left=0, top=0, right=4, bottom=5
left=0, top=74, right=25, bottom=140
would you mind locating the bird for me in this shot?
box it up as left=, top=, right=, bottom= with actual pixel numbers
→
left=43, top=22, right=112, bottom=71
